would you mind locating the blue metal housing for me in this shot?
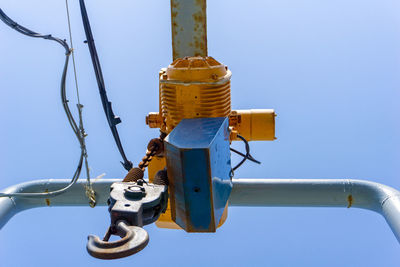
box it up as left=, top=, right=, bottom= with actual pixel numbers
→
left=164, top=117, right=232, bottom=232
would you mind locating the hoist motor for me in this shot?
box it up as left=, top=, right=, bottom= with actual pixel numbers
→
left=146, top=56, right=276, bottom=231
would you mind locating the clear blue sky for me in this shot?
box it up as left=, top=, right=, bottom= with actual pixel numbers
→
left=1, top=0, right=399, bottom=266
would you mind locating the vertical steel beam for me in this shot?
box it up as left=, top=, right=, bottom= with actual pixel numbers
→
left=170, top=0, right=207, bottom=60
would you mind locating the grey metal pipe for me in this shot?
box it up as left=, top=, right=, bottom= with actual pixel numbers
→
left=1, top=178, right=400, bottom=242
left=229, top=179, right=400, bottom=242
left=0, top=179, right=119, bottom=229
left=170, top=0, right=207, bottom=60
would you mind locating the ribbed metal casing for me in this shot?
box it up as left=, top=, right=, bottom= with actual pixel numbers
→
left=159, top=56, right=231, bottom=133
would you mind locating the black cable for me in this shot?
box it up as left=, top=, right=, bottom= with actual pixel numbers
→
left=232, top=134, right=249, bottom=171
left=0, top=9, right=70, bottom=54
left=0, top=8, right=84, bottom=197
left=78, top=0, right=133, bottom=171
left=230, top=147, right=261, bottom=164
left=231, top=134, right=260, bottom=172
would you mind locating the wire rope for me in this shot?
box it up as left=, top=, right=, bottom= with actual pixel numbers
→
left=65, top=0, right=96, bottom=206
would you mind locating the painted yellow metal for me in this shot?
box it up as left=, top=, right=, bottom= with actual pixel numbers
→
left=147, top=157, right=181, bottom=229
left=147, top=108, right=277, bottom=142
left=146, top=58, right=275, bottom=142
left=148, top=156, right=166, bottom=182
left=160, top=56, right=231, bottom=133
left=230, top=109, right=276, bottom=141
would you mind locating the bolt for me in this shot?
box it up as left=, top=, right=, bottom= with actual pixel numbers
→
left=146, top=112, right=162, bottom=128
left=124, top=185, right=146, bottom=199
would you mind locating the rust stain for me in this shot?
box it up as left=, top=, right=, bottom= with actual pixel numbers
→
left=171, top=0, right=179, bottom=9
left=192, top=6, right=207, bottom=54
left=347, top=194, right=353, bottom=208
left=171, top=1, right=179, bottom=60
left=192, top=12, right=203, bottom=23
left=45, top=189, right=50, bottom=206
left=195, top=0, right=203, bottom=6
left=171, top=0, right=207, bottom=59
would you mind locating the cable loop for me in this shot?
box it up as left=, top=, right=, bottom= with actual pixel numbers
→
left=0, top=5, right=94, bottom=205
left=231, top=134, right=261, bottom=173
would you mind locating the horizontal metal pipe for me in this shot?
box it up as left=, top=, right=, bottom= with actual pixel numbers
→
left=1, top=178, right=400, bottom=242
left=229, top=179, right=400, bottom=242
left=0, top=179, right=119, bottom=229
left=229, top=179, right=394, bottom=210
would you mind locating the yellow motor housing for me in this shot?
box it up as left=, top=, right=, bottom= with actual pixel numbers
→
left=229, top=109, right=276, bottom=141
left=160, top=56, right=232, bottom=133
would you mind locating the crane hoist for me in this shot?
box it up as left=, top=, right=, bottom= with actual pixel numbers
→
left=2, top=0, right=400, bottom=260
left=84, top=1, right=276, bottom=259
left=0, top=0, right=275, bottom=259
left=82, top=0, right=277, bottom=259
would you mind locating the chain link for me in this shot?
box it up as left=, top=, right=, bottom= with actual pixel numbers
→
left=138, top=132, right=166, bottom=171
left=123, top=132, right=167, bottom=183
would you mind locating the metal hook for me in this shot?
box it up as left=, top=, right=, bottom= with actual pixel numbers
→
left=86, top=221, right=149, bottom=260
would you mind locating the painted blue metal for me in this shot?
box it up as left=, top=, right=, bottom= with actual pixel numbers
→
left=164, top=117, right=232, bottom=232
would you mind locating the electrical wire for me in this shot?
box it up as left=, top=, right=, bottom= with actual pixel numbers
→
left=78, top=0, right=133, bottom=171
left=0, top=9, right=69, bottom=54
left=231, top=134, right=260, bottom=172
left=230, top=147, right=261, bottom=164
left=0, top=8, right=87, bottom=198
